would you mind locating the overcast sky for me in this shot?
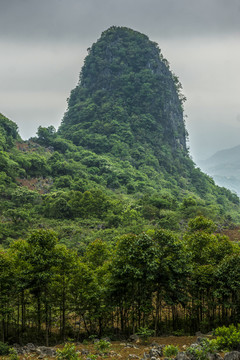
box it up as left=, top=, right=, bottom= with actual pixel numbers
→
left=0, top=0, right=240, bottom=162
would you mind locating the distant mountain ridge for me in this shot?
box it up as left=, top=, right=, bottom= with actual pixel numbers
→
left=200, top=145, right=240, bottom=195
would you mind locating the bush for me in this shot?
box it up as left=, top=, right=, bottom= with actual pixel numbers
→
left=214, top=324, right=240, bottom=350
left=9, top=348, right=20, bottom=360
left=56, top=343, right=79, bottom=360
left=186, top=339, right=217, bottom=360
left=136, top=327, right=154, bottom=344
left=94, top=339, right=111, bottom=354
left=163, top=345, right=179, bottom=358
left=0, top=341, right=10, bottom=355
left=88, top=334, right=98, bottom=342
left=172, top=329, right=186, bottom=336
left=87, top=355, right=97, bottom=360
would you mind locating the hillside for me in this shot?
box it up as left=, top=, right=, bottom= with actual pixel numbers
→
left=59, top=27, right=187, bottom=158
left=1, top=26, right=240, bottom=344
left=55, top=26, right=239, bottom=218
left=200, top=145, right=240, bottom=195
left=58, top=26, right=190, bottom=188
left=0, top=27, right=240, bottom=250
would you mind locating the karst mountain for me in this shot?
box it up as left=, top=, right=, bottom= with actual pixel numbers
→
left=0, top=27, right=239, bottom=246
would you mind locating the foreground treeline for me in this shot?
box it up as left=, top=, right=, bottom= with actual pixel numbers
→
left=1, top=216, right=240, bottom=345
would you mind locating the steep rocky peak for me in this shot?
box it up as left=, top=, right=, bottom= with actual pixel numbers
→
left=59, top=26, right=188, bottom=160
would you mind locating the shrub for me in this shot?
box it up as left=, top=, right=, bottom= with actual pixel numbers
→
left=186, top=339, right=217, bottom=360
left=87, top=355, right=97, bottom=360
left=9, top=348, right=20, bottom=360
left=163, top=345, right=179, bottom=358
left=172, top=329, right=186, bottom=336
left=214, top=324, right=240, bottom=350
left=88, top=334, right=98, bottom=342
left=136, top=327, right=154, bottom=344
left=94, top=339, right=111, bottom=354
left=56, top=343, right=79, bottom=360
left=0, top=341, right=10, bottom=355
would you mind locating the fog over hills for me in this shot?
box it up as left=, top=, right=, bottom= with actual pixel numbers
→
left=200, top=145, right=240, bottom=196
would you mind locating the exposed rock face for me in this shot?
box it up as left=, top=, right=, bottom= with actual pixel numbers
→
left=13, top=343, right=57, bottom=357
left=224, top=352, right=240, bottom=360
left=175, top=352, right=191, bottom=360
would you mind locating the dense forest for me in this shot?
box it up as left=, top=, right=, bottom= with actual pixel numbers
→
left=1, top=27, right=240, bottom=344
left=1, top=218, right=240, bottom=345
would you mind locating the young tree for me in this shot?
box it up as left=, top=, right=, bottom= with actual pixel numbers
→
left=109, top=233, right=158, bottom=333
left=153, top=229, right=190, bottom=334
left=12, top=229, right=59, bottom=345
left=0, top=250, right=14, bottom=342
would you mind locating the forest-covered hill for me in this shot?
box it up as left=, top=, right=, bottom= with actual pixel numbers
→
left=1, top=26, right=240, bottom=343
left=0, top=27, right=240, bottom=248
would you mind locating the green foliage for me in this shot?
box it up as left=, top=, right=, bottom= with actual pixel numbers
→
left=42, top=189, right=112, bottom=220
left=171, top=329, right=186, bottom=336
left=163, top=345, right=179, bottom=358
left=56, top=343, right=79, bottom=360
left=88, top=334, right=98, bottom=342
left=58, top=26, right=188, bottom=186
left=8, top=348, right=20, bottom=360
left=1, top=27, right=240, bottom=343
left=0, top=341, right=10, bottom=355
left=82, top=339, right=89, bottom=345
left=87, top=355, right=97, bottom=360
left=0, top=113, right=19, bottom=150
left=110, top=232, right=158, bottom=318
left=188, top=216, right=217, bottom=233
left=186, top=339, right=217, bottom=360
left=84, top=238, right=110, bottom=269
left=94, top=339, right=111, bottom=354
left=36, top=125, right=56, bottom=147
left=214, top=324, right=240, bottom=350
left=184, top=216, right=233, bottom=266
left=136, top=327, right=154, bottom=343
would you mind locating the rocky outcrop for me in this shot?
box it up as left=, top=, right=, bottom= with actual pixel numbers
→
left=224, top=352, right=240, bottom=360
left=13, top=343, right=57, bottom=358
left=58, top=26, right=188, bottom=161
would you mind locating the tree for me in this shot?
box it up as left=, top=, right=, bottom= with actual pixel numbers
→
left=215, top=252, right=240, bottom=323
left=69, top=259, right=96, bottom=336
left=109, top=233, right=158, bottom=333
left=184, top=217, right=234, bottom=331
left=12, top=230, right=59, bottom=345
left=37, top=126, right=56, bottom=147
left=0, top=250, right=14, bottom=342
left=152, top=229, right=190, bottom=334
left=52, top=245, right=76, bottom=341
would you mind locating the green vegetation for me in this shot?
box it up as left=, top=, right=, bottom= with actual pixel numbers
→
left=56, top=343, right=79, bottom=360
left=186, top=339, right=217, bottom=360
left=94, top=339, right=111, bottom=354
left=8, top=348, right=20, bottom=360
left=214, top=324, right=240, bottom=350
left=163, top=345, right=179, bottom=358
left=136, top=327, right=154, bottom=344
left=0, top=341, right=10, bottom=355
left=0, top=223, right=240, bottom=344
left=1, top=27, right=240, bottom=345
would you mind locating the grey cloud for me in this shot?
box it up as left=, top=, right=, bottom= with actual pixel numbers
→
left=0, top=0, right=240, bottom=44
